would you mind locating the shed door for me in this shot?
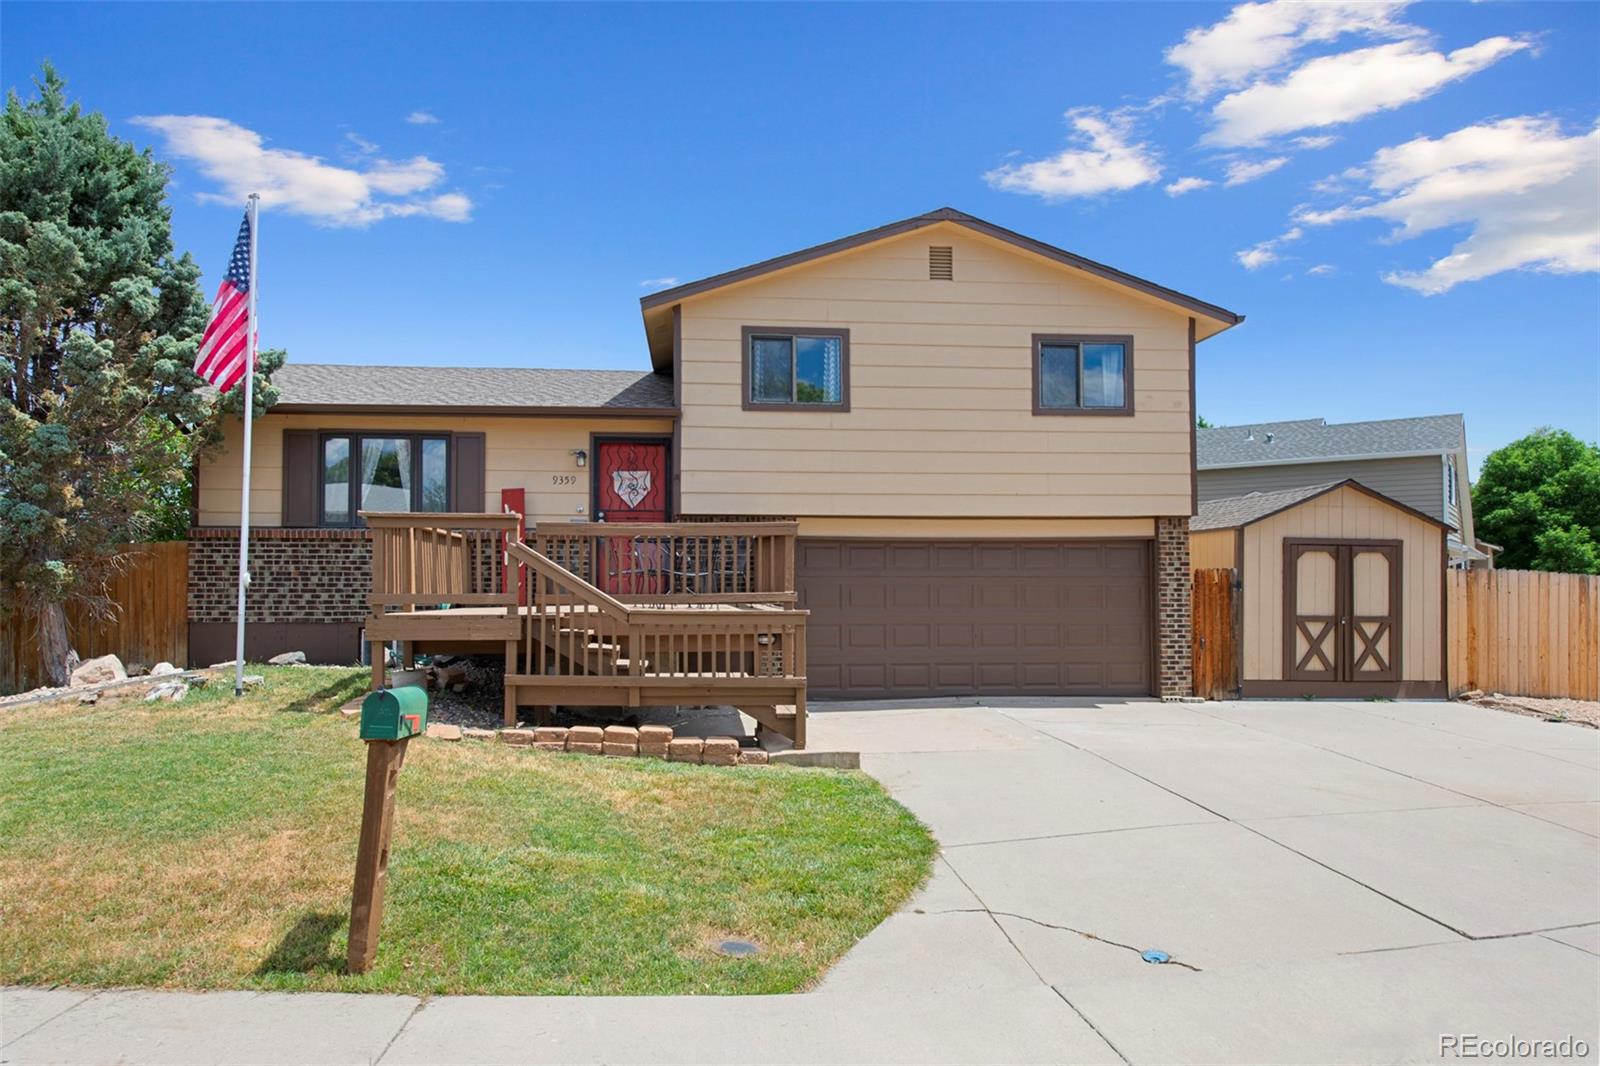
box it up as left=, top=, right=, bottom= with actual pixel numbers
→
left=1285, top=541, right=1401, bottom=683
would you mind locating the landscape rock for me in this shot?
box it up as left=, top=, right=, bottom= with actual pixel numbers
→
left=602, top=725, right=639, bottom=756
left=498, top=728, right=536, bottom=746
left=339, top=700, right=362, bottom=718
left=667, top=737, right=704, bottom=763
left=144, top=681, right=188, bottom=702
left=149, top=662, right=181, bottom=676
left=268, top=651, right=307, bottom=665
left=241, top=674, right=264, bottom=689
left=462, top=727, right=495, bottom=740
left=78, top=692, right=99, bottom=706
left=738, top=750, right=770, bottom=766
left=209, top=660, right=238, bottom=670
left=425, top=722, right=463, bottom=741
left=126, top=662, right=149, bottom=678
left=70, top=654, right=126, bottom=687
left=637, top=724, right=673, bottom=754
left=532, top=726, right=569, bottom=752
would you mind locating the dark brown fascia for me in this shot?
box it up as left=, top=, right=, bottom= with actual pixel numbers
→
left=268, top=404, right=679, bottom=419
left=639, top=207, right=1245, bottom=368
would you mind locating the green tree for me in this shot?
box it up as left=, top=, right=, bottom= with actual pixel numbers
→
left=0, top=65, right=282, bottom=684
left=1196, top=414, right=1215, bottom=428
left=1473, top=428, right=1600, bottom=574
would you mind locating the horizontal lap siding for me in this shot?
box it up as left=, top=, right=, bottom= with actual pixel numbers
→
left=1241, top=485, right=1443, bottom=682
left=679, top=227, right=1195, bottom=518
left=198, top=414, right=673, bottom=527
left=1199, top=456, right=1447, bottom=525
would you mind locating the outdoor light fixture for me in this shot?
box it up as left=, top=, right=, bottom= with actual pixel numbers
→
left=572, top=449, right=588, bottom=468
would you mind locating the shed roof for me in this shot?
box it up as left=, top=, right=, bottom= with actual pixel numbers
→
left=268, top=363, right=675, bottom=415
left=1197, top=414, right=1464, bottom=469
left=1192, top=479, right=1450, bottom=532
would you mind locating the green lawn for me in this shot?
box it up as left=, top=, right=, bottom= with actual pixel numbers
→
left=0, top=666, right=935, bottom=996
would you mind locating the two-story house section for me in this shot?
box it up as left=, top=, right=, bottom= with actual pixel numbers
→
left=1196, top=414, right=1492, bottom=569
left=192, top=208, right=1244, bottom=700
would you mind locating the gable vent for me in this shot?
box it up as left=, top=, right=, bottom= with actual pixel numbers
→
left=928, top=245, right=953, bottom=280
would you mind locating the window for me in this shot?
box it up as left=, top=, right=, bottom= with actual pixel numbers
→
left=319, top=433, right=450, bottom=525
left=1032, top=334, right=1134, bottom=415
left=742, top=326, right=850, bottom=410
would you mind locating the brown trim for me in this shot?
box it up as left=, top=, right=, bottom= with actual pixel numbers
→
left=189, top=457, right=201, bottom=529
left=670, top=304, right=684, bottom=518
left=1240, top=679, right=1447, bottom=699
left=1440, top=531, right=1449, bottom=694
left=1188, top=317, right=1198, bottom=517
left=1282, top=537, right=1405, bottom=685
left=1031, top=334, right=1135, bottom=417
left=1147, top=528, right=1159, bottom=699
left=281, top=428, right=318, bottom=528
left=588, top=432, right=674, bottom=522
left=188, top=526, right=372, bottom=540
left=1234, top=526, right=1246, bottom=696
left=1213, top=478, right=1453, bottom=533
left=740, top=325, right=852, bottom=412
left=270, top=404, right=679, bottom=419
left=640, top=207, right=1244, bottom=328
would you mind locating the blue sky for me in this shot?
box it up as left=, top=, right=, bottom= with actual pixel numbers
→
left=5, top=1, right=1596, bottom=470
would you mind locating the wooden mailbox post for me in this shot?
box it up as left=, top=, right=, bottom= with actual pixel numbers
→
left=346, top=686, right=427, bottom=974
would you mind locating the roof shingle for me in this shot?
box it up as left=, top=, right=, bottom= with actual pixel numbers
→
left=1197, top=414, right=1464, bottom=468
left=268, top=364, right=674, bottom=411
left=1191, top=483, right=1342, bottom=531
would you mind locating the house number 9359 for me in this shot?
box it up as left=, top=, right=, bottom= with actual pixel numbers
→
left=551, top=474, right=578, bottom=486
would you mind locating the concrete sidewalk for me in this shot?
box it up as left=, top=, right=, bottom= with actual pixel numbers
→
left=4, top=698, right=1597, bottom=1065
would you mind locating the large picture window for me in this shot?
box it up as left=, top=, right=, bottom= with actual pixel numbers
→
left=319, top=433, right=450, bottom=525
left=1032, top=334, right=1134, bottom=416
left=742, top=326, right=850, bottom=410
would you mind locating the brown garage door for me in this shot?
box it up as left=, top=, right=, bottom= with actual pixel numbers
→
left=797, top=539, right=1152, bottom=699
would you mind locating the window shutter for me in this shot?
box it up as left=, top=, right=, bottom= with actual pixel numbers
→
left=281, top=430, right=318, bottom=527
left=929, top=245, right=953, bottom=280
left=452, top=432, right=486, bottom=512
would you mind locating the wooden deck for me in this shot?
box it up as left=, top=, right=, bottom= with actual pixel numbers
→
left=363, top=514, right=808, bottom=746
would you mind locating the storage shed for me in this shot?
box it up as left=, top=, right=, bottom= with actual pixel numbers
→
left=1191, top=480, right=1448, bottom=698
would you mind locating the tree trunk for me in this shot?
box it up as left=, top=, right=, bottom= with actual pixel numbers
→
left=37, top=599, right=72, bottom=687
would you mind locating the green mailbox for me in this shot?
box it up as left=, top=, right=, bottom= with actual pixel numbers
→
left=359, top=686, right=429, bottom=741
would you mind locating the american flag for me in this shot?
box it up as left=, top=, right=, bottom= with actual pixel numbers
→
left=195, top=211, right=254, bottom=392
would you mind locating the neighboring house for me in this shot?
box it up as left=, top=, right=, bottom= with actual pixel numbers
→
left=190, top=207, right=1243, bottom=699
left=1196, top=415, right=1494, bottom=569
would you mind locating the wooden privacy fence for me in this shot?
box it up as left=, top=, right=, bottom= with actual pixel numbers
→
left=0, top=541, right=189, bottom=695
left=1448, top=568, right=1599, bottom=701
left=1192, top=568, right=1239, bottom=700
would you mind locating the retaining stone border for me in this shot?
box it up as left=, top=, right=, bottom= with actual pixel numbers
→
left=487, top=723, right=769, bottom=765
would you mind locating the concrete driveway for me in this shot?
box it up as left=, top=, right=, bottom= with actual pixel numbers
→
left=3, top=699, right=1596, bottom=1065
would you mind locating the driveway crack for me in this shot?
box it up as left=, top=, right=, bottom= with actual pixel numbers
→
left=928, top=907, right=1203, bottom=971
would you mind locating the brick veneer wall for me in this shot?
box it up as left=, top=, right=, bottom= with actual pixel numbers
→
left=188, top=528, right=371, bottom=625
left=1156, top=516, right=1193, bottom=699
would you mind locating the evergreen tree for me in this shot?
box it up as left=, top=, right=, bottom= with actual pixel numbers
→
left=0, top=65, right=282, bottom=684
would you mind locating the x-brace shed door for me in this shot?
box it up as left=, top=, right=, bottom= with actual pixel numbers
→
left=1284, top=540, right=1402, bottom=684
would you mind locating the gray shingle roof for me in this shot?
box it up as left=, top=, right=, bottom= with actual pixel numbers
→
left=269, top=363, right=674, bottom=411
left=1197, top=414, right=1464, bottom=468
left=1191, top=483, right=1342, bottom=531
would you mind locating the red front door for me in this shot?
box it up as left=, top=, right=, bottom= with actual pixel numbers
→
left=593, top=438, right=670, bottom=594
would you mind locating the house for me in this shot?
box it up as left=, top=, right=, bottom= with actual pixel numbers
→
left=189, top=207, right=1244, bottom=710
left=1196, top=415, right=1494, bottom=569
left=1190, top=480, right=1448, bottom=699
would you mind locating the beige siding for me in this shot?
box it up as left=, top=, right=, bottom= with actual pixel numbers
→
left=197, top=413, right=673, bottom=527
left=798, top=517, right=1153, bottom=539
left=1190, top=529, right=1238, bottom=570
left=1198, top=456, right=1448, bottom=525
left=1240, top=485, right=1444, bottom=682
left=677, top=224, right=1195, bottom=519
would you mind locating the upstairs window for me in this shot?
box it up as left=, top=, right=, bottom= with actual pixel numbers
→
left=320, top=433, right=449, bottom=525
left=1032, top=334, right=1133, bottom=415
left=742, top=326, right=850, bottom=410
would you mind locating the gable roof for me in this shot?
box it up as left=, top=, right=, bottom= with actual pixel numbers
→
left=639, top=207, right=1244, bottom=369
left=1197, top=414, right=1465, bottom=469
left=1192, top=479, right=1450, bottom=532
left=268, top=363, right=675, bottom=416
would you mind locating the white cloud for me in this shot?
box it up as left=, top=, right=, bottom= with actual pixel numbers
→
left=1292, top=134, right=1339, bottom=150
left=1236, top=226, right=1303, bottom=270
left=1165, top=176, right=1212, bottom=197
left=1166, top=0, right=1419, bottom=99
left=1306, top=263, right=1337, bottom=276
left=985, top=109, right=1162, bottom=200
left=344, top=131, right=380, bottom=156
left=640, top=277, right=680, bottom=289
left=1224, top=156, right=1290, bottom=186
left=1205, top=36, right=1532, bottom=146
left=132, top=116, right=473, bottom=227
left=1296, top=116, right=1600, bottom=294
left=405, top=111, right=441, bottom=125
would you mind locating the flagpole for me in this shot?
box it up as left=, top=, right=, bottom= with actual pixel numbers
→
left=234, top=193, right=260, bottom=698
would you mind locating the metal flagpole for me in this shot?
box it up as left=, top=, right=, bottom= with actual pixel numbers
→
left=234, top=194, right=260, bottom=697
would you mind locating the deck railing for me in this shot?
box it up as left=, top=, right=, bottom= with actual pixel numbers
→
left=530, top=521, right=798, bottom=604
left=364, top=512, right=524, bottom=612
left=507, top=542, right=806, bottom=684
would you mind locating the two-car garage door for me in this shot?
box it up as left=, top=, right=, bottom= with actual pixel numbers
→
left=797, top=539, right=1153, bottom=699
